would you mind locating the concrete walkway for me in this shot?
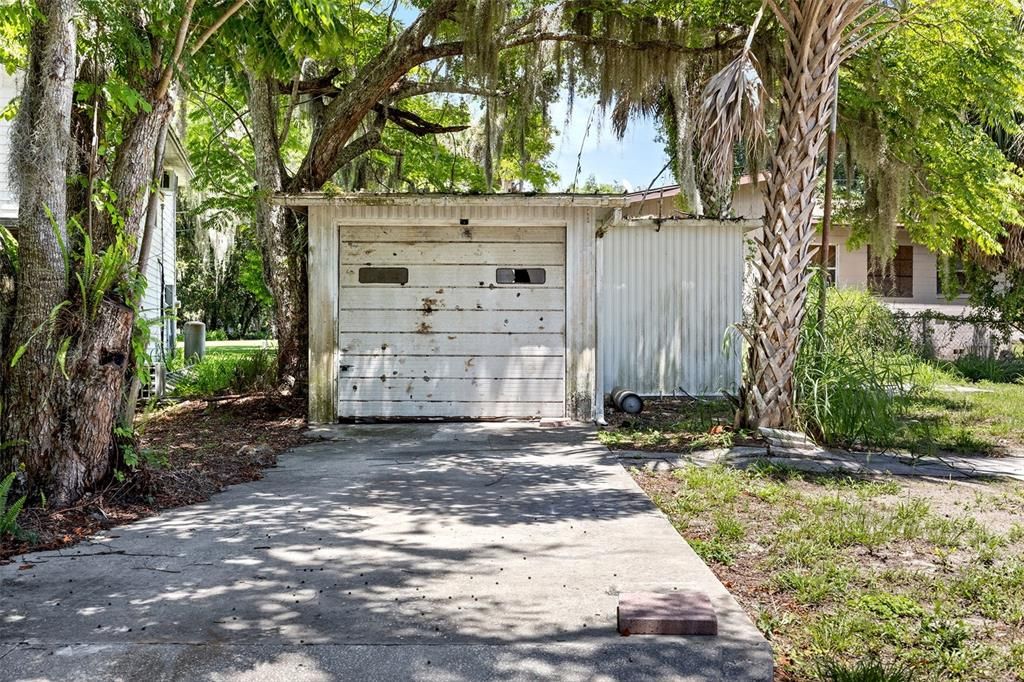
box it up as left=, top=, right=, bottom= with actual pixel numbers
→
left=0, top=423, right=771, bottom=681
left=620, top=445, right=1024, bottom=481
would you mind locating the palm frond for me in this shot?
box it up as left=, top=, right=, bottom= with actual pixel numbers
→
left=695, top=49, right=767, bottom=189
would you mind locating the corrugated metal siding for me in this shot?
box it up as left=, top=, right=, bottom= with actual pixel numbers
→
left=599, top=221, right=744, bottom=396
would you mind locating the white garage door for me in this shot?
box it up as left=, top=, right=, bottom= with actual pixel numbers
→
left=337, top=225, right=566, bottom=418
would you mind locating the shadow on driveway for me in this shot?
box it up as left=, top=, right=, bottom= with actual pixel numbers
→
left=1, top=422, right=771, bottom=680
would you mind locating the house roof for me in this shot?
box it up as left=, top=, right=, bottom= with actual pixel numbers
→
left=164, top=128, right=194, bottom=182
left=623, top=185, right=681, bottom=203
left=274, top=192, right=629, bottom=208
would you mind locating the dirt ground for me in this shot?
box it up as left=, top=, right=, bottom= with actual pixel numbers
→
left=1, top=396, right=310, bottom=562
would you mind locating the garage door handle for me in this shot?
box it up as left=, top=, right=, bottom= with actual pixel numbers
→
left=340, top=365, right=352, bottom=372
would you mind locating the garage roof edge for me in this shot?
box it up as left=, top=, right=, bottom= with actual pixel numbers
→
left=273, top=192, right=628, bottom=208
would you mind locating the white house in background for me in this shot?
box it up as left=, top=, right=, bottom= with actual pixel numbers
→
left=0, top=69, right=190, bottom=364
left=625, top=179, right=971, bottom=310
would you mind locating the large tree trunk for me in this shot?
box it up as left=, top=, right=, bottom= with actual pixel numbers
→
left=53, top=100, right=173, bottom=504
left=243, top=3, right=462, bottom=391
left=1, top=0, right=76, bottom=481
left=51, top=300, right=134, bottom=503
left=0, top=0, right=176, bottom=505
left=744, top=0, right=865, bottom=429
left=247, top=73, right=309, bottom=388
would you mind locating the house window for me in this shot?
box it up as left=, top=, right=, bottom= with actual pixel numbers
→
left=867, top=245, right=913, bottom=298
left=936, top=258, right=967, bottom=295
left=810, top=244, right=837, bottom=285
left=496, top=268, right=546, bottom=285
left=358, top=267, right=409, bottom=285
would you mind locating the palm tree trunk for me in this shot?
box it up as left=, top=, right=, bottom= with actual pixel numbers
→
left=745, top=0, right=868, bottom=429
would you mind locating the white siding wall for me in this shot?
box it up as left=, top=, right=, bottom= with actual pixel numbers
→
left=0, top=71, right=21, bottom=222
left=139, top=188, right=177, bottom=360
left=599, top=221, right=745, bottom=397
left=821, top=226, right=966, bottom=305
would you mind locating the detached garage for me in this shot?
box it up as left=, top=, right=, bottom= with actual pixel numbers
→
left=280, top=193, right=754, bottom=424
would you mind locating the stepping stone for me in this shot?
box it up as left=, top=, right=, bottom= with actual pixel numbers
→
left=617, top=591, right=718, bottom=636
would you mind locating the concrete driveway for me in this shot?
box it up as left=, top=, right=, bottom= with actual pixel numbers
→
left=1, top=423, right=771, bottom=681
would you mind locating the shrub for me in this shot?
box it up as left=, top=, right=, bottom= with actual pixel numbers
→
left=171, top=348, right=277, bottom=398
left=798, top=283, right=922, bottom=448
left=950, top=353, right=1024, bottom=383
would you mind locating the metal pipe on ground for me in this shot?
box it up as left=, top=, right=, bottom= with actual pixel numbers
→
left=611, top=386, right=644, bottom=415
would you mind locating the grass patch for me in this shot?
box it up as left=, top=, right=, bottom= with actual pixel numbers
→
left=169, top=346, right=277, bottom=399
left=631, top=464, right=1024, bottom=680
left=796, top=284, right=1024, bottom=455
left=893, top=376, right=1024, bottom=455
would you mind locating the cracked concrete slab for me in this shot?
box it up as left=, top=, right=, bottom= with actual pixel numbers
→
left=619, top=446, right=1024, bottom=481
left=1, top=422, right=771, bottom=681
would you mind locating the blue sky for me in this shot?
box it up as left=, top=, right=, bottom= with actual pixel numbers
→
left=386, top=3, right=671, bottom=191
left=547, top=96, right=672, bottom=192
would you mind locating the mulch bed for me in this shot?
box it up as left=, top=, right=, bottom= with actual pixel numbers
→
left=1, top=395, right=311, bottom=563
left=601, top=396, right=763, bottom=452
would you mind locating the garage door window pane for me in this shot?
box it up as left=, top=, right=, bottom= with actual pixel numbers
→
left=496, top=268, right=546, bottom=284
left=359, top=267, right=409, bottom=285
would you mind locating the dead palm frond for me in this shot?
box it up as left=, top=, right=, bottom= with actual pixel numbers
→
left=695, top=3, right=768, bottom=217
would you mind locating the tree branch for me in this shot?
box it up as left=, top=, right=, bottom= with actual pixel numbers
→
left=333, top=117, right=387, bottom=170
left=279, top=70, right=301, bottom=146
left=502, top=31, right=746, bottom=54
left=374, top=103, right=469, bottom=136
left=155, top=0, right=196, bottom=100
left=389, top=79, right=505, bottom=101
left=190, top=0, right=249, bottom=56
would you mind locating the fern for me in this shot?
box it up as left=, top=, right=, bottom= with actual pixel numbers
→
left=0, top=470, right=27, bottom=539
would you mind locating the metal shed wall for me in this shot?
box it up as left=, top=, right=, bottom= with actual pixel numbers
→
left=305, top=198, right=611, bottom=423
left=599, top=220, right=746, bottom=397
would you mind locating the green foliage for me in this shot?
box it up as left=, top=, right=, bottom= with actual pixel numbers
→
left=815, top=656, right=914, bottom=682
left=960, top=259, right=1024, bottom=341
left=171, top=348, right=277, bottom=399
left=798, top=283, right=923, bottom=448
left=0, top=1, right=30, bottom=73
left=0, top=469, right=27, bottom=539
left=217, top=0, right=357, bottom=75
left=112, top=425, right=167, bottom=483
left=949, top=353, right=1024, bottom=384
left=72, top=224, right=143, bottom=321
left=841, top=0, right=1024, bottom=256
left=575, top=175, right=626, bottom=193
